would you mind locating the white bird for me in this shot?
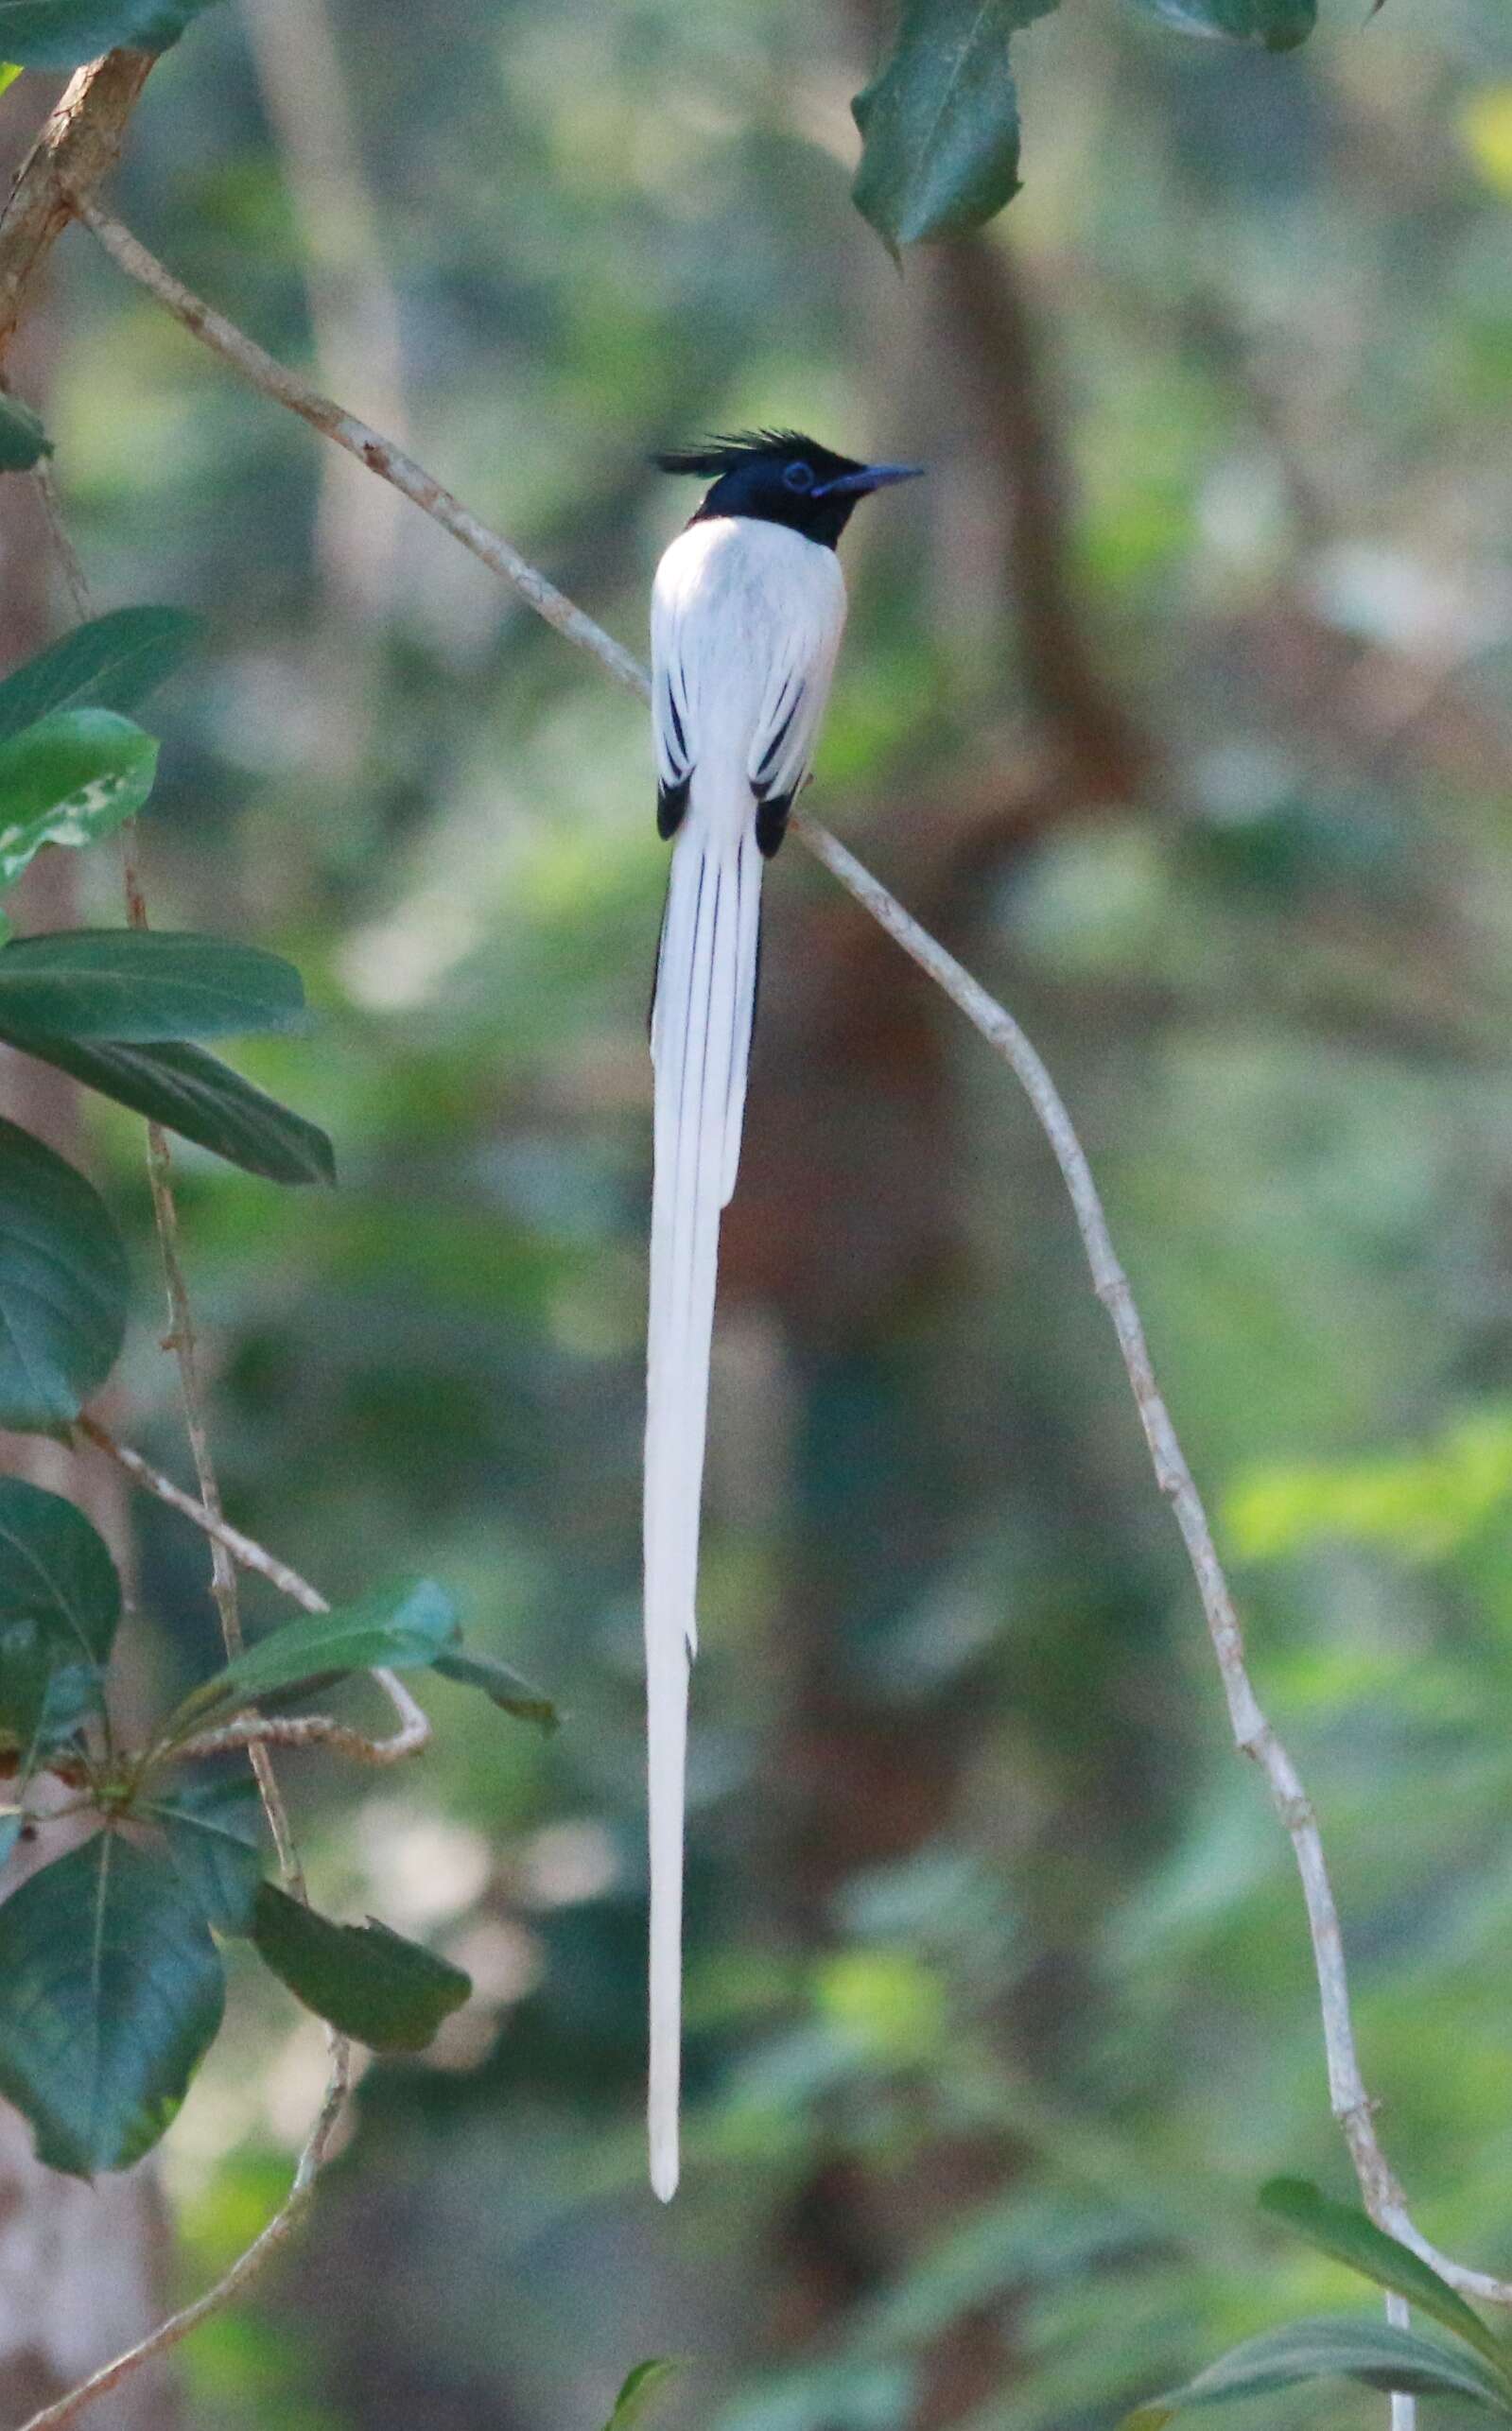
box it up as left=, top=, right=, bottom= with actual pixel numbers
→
left=643, top=430, right=923, bottom=2199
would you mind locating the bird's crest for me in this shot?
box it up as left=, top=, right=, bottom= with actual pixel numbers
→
left=653, top=430, right=845, bottom=478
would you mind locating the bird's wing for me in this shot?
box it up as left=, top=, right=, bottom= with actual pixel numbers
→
left=746, top=648, right=831, bottom=803
left=742, top=591, right=845, bottom=856
left=652, top=638, right=694, bottom=840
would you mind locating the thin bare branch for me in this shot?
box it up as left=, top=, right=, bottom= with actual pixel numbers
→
left=29, top=458, right=92, bottom=620
left=0, top=51, right=153, bottom=365
left=76, top=201, right=652, bottom=701
left=70, top=200, right=1510, bottom=2317
left=76, top=1415, right=430, bottom=1765
left=797, top=819, right=1512, bottom=2309
left=13, top=2040, right=351, bottom=2431
left=171, top=1675, right=428, bottom=1767
left=78, top=1414, right=328, bottom=1613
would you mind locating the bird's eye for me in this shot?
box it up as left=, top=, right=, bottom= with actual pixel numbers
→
left=783, top=461, right=815, bottom=493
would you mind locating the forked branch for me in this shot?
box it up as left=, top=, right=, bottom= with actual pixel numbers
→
left=0, top=50, right=154, bottom=362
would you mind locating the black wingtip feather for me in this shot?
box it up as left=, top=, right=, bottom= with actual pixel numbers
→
left=657, top=774, right=690, bottom=840
left=755, top=791, right=793, bottom=858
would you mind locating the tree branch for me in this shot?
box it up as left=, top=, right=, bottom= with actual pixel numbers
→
left=0, top=51, right=153, bottom=366
left=78, top=1414, right=328, bottom=1612
left=75, top=200, right=651, bottom=701
left=66, top=199, right=1512, bottom=2333
left=13, top=2042, right=349, bottom=2431
left=795, top=822, right=1512, bottom=2310
left=75, top=1415, right=430, bottom=1766
left=170, top=1684, right=427, bottom=1767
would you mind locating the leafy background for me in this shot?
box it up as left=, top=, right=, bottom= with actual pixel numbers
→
left=2, top=0, right=1511, bottom=2422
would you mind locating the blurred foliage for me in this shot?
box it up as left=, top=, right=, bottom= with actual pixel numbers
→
left=2, top=0, right=1509, bottom=2422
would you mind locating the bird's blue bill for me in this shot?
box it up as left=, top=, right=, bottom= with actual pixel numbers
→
left=812, top=461, right=926, bottom=498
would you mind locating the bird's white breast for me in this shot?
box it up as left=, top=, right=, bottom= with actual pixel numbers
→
left=652, top=517, right=847, bottom=833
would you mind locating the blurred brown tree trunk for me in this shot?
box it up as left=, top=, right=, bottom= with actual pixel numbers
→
left=0, top=104, right=181, bottom=2423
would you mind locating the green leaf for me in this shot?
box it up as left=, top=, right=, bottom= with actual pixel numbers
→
left=432, top=1647, right=560, bottom=1733
left=1226, top=1415, right=1512, bottom=1568
left=0, top=1832, right=224, bottom=2175
left=1259, top=2180, right=1512, bottom=2375
left=0, top=1479, right=120, bottom=1757
left=0, top=607, right=197, bottom=742
left=1125, top=2318, right=1512, bottom=2429
left=1124, top=0, right=1314, bottom=50
left=0, top=0, right=225, bottom=71
left=0, top=392, right=49, bottom=472
left=9, top=1033, right=335, bottom=1185
left=250, top=1883, right=471, bottom=2053
left=0, top=63, right=22, bottom=94
left=0, top=710, right=158, bottom=889
left=144, top=1774, right=264, bottom=1935
left=0, top=1116, right=128, bottom=1433
left=158, top=1577, right=460, bottom=1745
left=0, top=929, right=308, bottom=1042
left=851, top=0, right=1056, bottom=251
left=603, top=2361, right=682, bottom=2431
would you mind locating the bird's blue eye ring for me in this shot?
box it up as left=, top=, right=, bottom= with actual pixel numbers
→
left=783, top=461, right=815, bottom=493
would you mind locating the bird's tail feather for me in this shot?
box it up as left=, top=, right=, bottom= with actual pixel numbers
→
left=644, top=818, right=762, bottom=2201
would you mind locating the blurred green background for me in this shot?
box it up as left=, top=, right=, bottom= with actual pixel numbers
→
left=6, top=0, right=1512, bottom=2420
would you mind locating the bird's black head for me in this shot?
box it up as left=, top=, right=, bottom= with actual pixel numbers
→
left=654, top=430, right=923, bottom=551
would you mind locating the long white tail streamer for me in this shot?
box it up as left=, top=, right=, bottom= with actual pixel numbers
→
left=643, top=819, right=761, bottom=2200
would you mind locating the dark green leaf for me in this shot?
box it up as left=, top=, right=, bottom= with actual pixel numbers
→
left=0, top=1479, right=120, bottom=1756
left=0, top=711, right=158, bottom=890
left=251, top=1883, right=471, bottom=2053
left=0, top=393, right=50, bottom=472
left=9, top=1034, right=335, bottom=1185
left=432, top=1647, right=560, bottom=1733
left=159, top=1577, right=459, bottom=1745
left=604, top=2360, right=682, bottom=2431
left=1260, top=2180, right=1511, bottom=2375
left=1125, top=2318, right=1512, bottom=2429
left=0, top=607, right=197, bottom=742
left=851, top=0, right=1056, bottom=251
left=145, top=1774, right=264, bottom=1935
left=0, top=1117, right=128, bottom=1433
left=0, top=929, right=308, bottom=1042
left=1124, top=0, right=1314, bottom=50
left=0, top=1832, right=224, bottom=2175
left=0, top=0, right=225, bottom=71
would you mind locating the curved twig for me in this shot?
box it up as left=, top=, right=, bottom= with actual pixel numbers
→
left=13, top=2040, right=351, bottom=2431
left=169, top=1682, right=428, bottom=1766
